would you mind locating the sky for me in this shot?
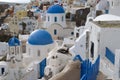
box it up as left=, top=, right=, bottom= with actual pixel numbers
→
left=0, top=0, right=31, bottom=3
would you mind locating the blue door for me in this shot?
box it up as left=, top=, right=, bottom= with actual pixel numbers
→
left=39, top=58, right=46, bottom=78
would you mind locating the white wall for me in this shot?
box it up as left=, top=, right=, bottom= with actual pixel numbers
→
left=109, top=7, right=120, bottom=16
left=70, top=29, right=89, bottom=60
left=88, top=23, right=101, bottom=63
left=108, top=0, right=120, bottom=16
left=99, top=28, right=120, bottom=57
left=114, top=49, right=120, bottom=80
left=87, top=22, right=120, bottom=59
left=0, top=42, right=8, bottom=56
left=25, top=42, right=56, bottom=63
left=45, top=13, right=66, bottom=28
left=47, top=24, right=74, bottom=39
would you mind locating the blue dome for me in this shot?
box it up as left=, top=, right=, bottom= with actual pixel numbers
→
left=47, top=5, right=65, bottom=13
left=8, top=37, right=20, bottom=46
left=28, top=29, right=53, bottom=45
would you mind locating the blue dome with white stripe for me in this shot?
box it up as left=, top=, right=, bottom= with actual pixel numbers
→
left=28, top=29, right=53, bottom=45
left=47, top=4, right=65, bottom=13
left=8, top=37, right=20, bottom=46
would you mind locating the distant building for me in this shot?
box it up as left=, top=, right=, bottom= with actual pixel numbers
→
left=70, top=14, right=120, bottom=80
left=16, top=10, right=27, bottom=20
left=18, top=17, right=38, bottom=34
left=0, top=29, right=56, bottom=80
left=8, top=16, right=19, bottom=35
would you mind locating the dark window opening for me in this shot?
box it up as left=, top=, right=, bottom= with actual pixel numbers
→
left=54, top=29, right=57, bottom=35
left=90, top=42, right=94, bottom=58
left=71, top=32, right=74, bottom=35
left=48, top=16, right=49, bottom=21
left=62, top=16, right=64, bottom=21
left=1, top=68, right=4, bottom=75
left=38, top=50, right=40, bottom=56
left=54, top=17, right=57, bottom=22
left=76, top=33, right=79, bottom=38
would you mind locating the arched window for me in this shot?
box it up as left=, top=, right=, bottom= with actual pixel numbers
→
left=71, top=32, right=74, bottom=35
left=62, top=16, right=64, bottom=21
left=54, top=17, right=57, bottom=22
left=48, top=16, right=50, bottom=21
left=90, top=42, right=94, bottom=58
left=54, top=29, right=57, bottom=35
left=1, top=68, right=5, bottom=75
left=38, top=50, right=40, bottom=56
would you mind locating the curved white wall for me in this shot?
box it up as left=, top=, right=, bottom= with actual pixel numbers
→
left=26, top=42, right=56, bottom=61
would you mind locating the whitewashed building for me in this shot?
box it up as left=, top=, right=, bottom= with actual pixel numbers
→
left=18, top=17, right=38, bottom=33
left=0, top=29, right=56, bottom=80
left=44, top=4, right=74, bottom=39
left=70, top=14, right=120, bottom=80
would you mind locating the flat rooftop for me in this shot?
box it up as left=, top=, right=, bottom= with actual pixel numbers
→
left=93, top=21, right=120, bottom=28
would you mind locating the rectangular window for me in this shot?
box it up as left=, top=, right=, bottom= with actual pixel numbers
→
left=62, top=16, right=64, bottom=21
left=1, top=68, right=4, bottom=75
left=90, top=42, right=94, bottom=58
left=38, top=50, right=40, bottom=56
left=54, top=29, right=57, bottom=35
left=48, top=16, right=50, bottom=21
left=54, top=17, right=57, bottom=22
left=76, top=33, right=79, bottom=38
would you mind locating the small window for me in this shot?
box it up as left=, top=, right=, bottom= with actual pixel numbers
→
left=90, top=42, right=94, bottom=58
left=54, top=17, right=57, bottom=22
left=112, top=1, right=113, bottom=6
left=71, top=32, right=74, bottom=35
left=62, top=16, right=64, bottom=21
left=1, top=68, right=5, bottom=75
left=54, top=29, right=57, bottom=35
left=76, top=33, right=79, bottom=38
left=38, top=50, right=40, bottom=56
left=48, top=16, right=50, bottom=21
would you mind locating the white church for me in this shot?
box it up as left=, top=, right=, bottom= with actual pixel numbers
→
left=43, top=4, right=75, bottom=40
left=0, top=29, right=57, bottom=80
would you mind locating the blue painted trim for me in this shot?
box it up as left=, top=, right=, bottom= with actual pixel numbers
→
left=105, top=47, right=115, bottom=64
left=73, top=55, right=83, bottom=62
left=79, top=55, right=100, bottom=80
left=8, top=37, right=20, bottom=46
left=39, top=58, right=46, bottom=78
